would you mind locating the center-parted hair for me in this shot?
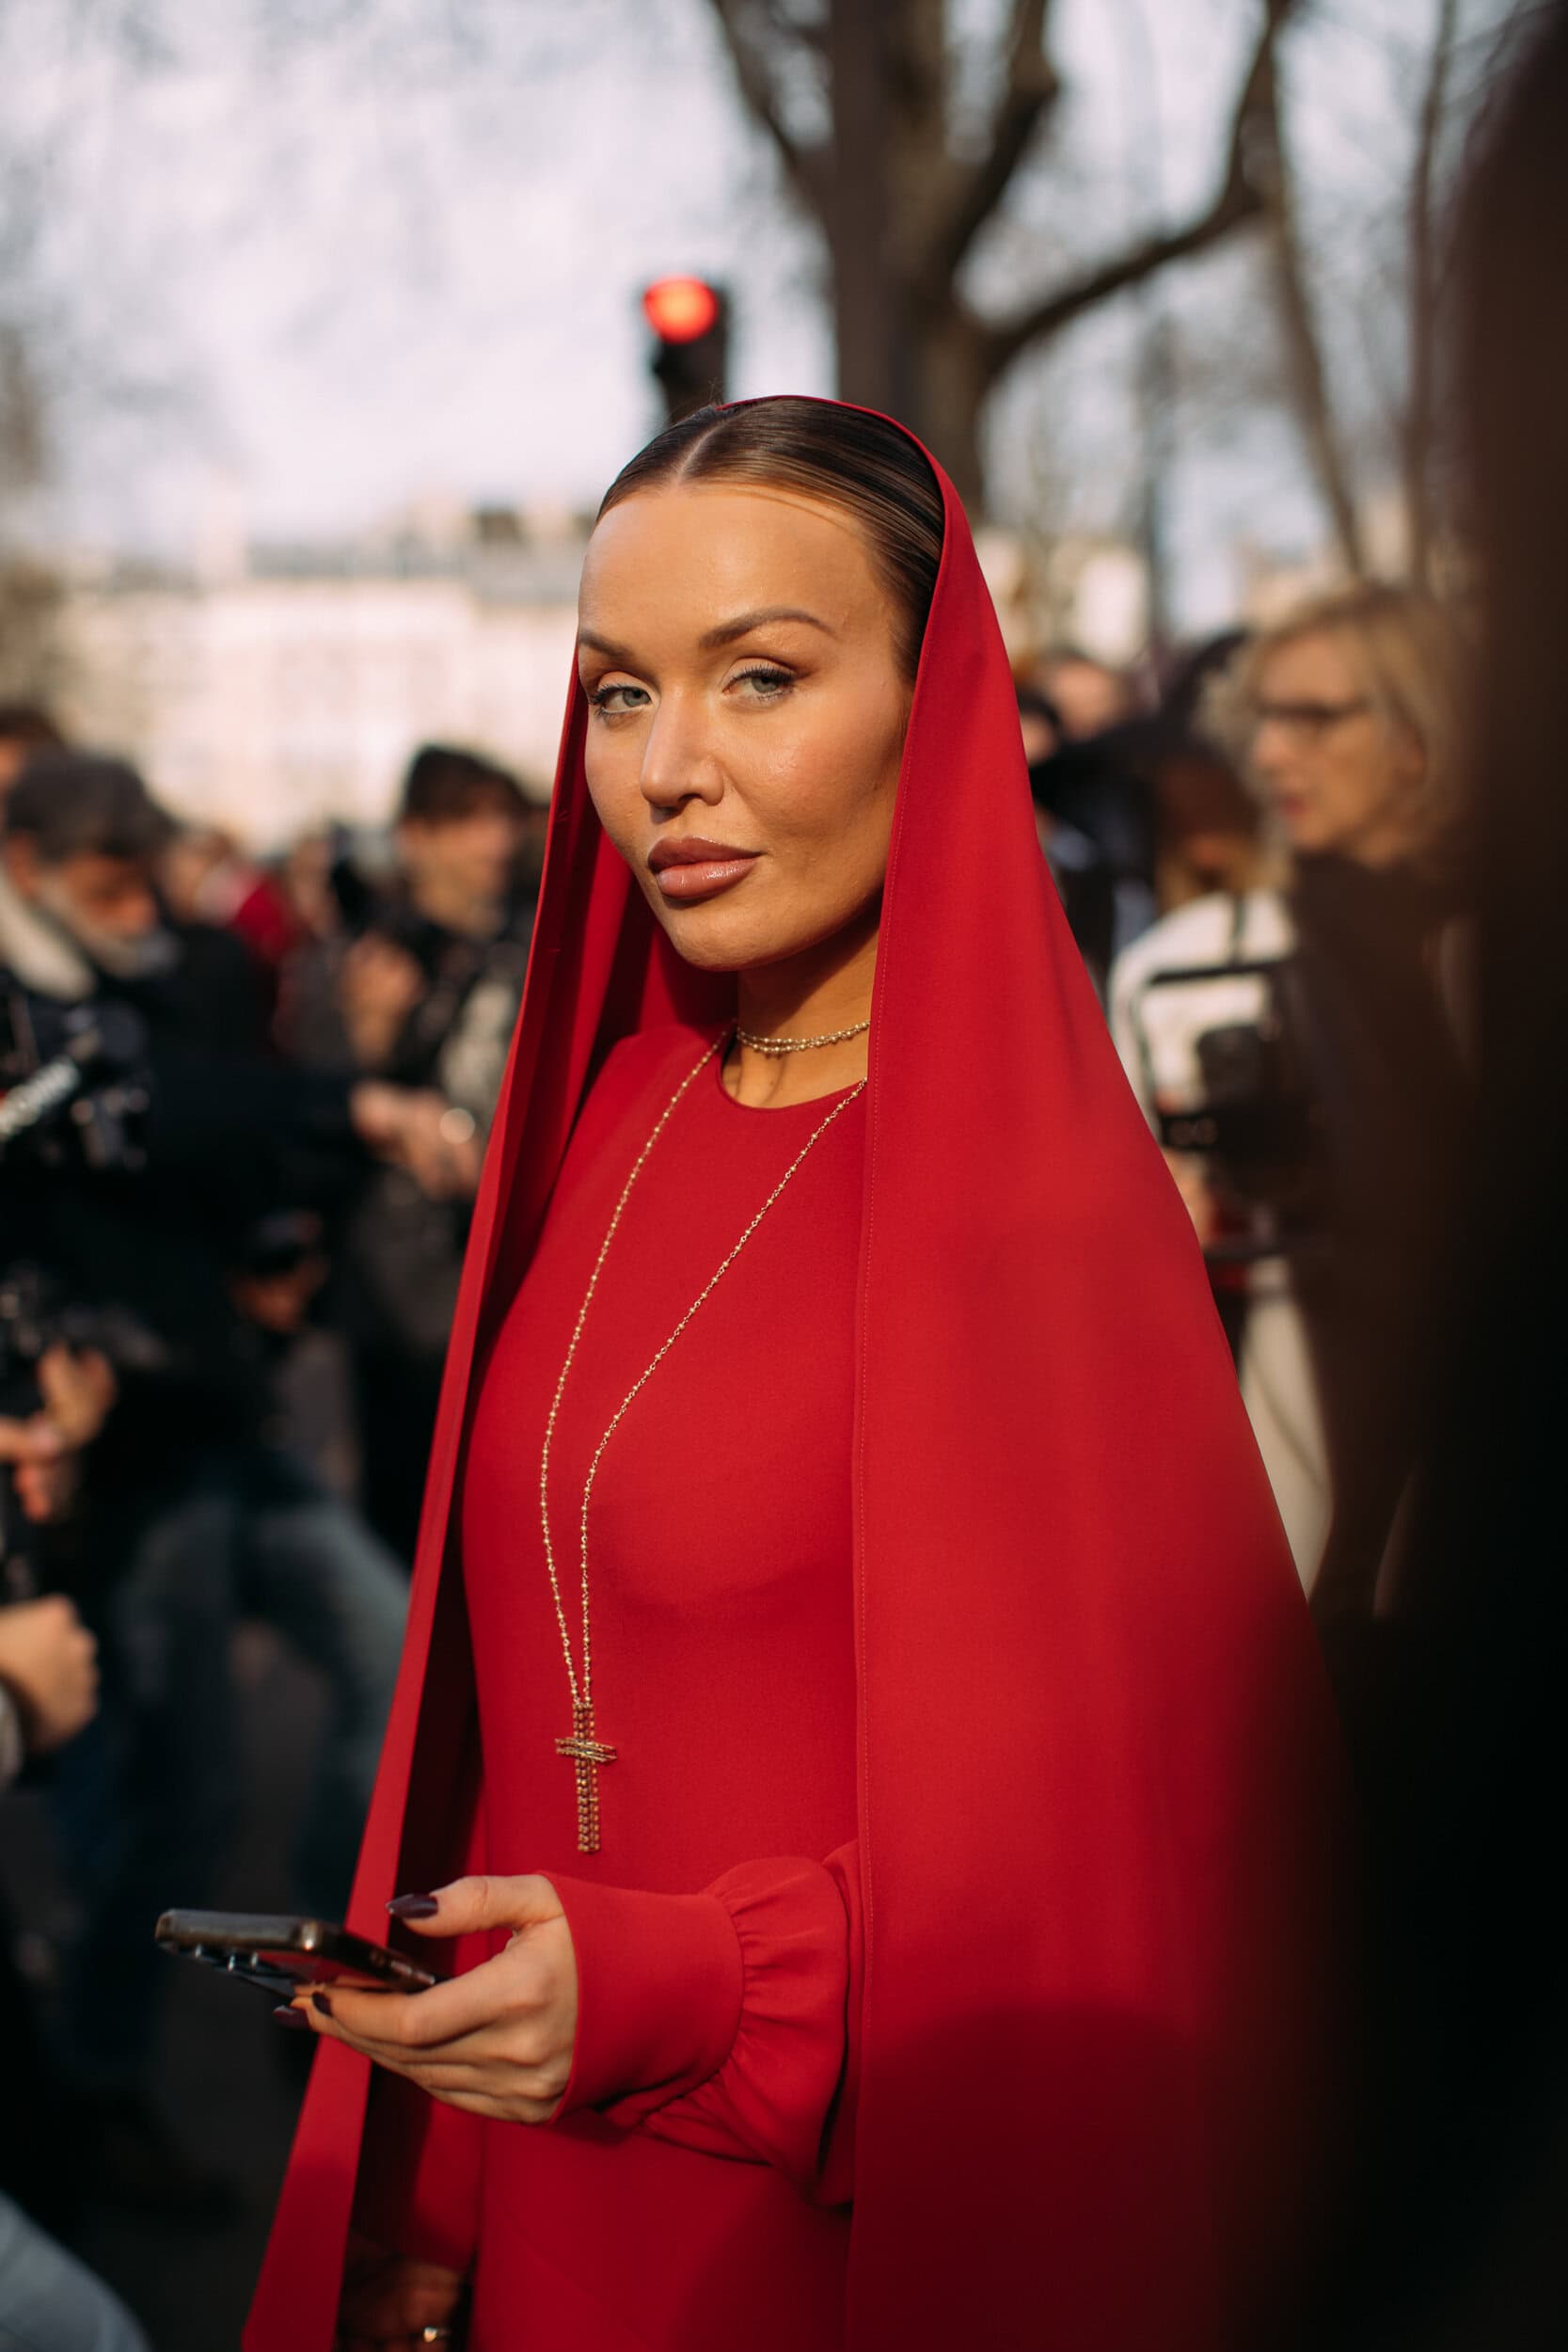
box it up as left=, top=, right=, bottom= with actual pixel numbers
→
left=597, top=398, right=945, bottom=685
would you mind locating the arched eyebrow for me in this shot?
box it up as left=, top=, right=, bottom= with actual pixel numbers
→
left=576, top=607, right=837, bottom=668
left=698, top=606, right=836, bottom=649
left=577, top=628, right=633, bottom=664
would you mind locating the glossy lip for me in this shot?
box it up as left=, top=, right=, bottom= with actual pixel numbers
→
left=647, top=835, right=762, bottom=906
left=647, top=835, right=760, bottom=873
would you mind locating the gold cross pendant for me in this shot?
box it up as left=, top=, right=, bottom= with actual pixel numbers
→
left=554, top=1701, right=617, bottom=1853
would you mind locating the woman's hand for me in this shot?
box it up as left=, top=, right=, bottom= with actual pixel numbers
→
left=336, top=2230, right=466, bottom=2352
left=295, top=1876, right=578, bottom=2123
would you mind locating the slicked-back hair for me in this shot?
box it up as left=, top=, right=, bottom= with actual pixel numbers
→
left=597, top=399, right=944, bottom=684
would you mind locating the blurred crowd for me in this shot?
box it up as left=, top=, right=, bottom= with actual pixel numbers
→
left=0, top=721, right=544, bottom=2340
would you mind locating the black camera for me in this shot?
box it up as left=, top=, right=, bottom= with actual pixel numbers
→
left=0, top=979, right=150, bottom=1171
left=1130, top=955, right=1323, bottom=1249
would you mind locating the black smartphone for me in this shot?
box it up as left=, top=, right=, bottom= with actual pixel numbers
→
left=155, top=1909, right=436, bottom=1999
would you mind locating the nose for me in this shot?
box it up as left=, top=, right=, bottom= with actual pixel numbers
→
left=638, top=692, right=724, bottom=815
left=1250, top=718, right=1295, bottom=785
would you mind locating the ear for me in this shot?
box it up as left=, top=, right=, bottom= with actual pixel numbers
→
left=0, top=834, right=41, bottom=899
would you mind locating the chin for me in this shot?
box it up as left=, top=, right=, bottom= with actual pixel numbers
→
left=655, top=914, right=768, bottom=975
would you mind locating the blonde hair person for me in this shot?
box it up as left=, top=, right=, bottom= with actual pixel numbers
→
left=1227, top=583, right=1468, bottom=875
left=1113, top=584, right=1471, bottom=1593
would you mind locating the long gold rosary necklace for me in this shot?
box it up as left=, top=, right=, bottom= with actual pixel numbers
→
left=539, top=1029, right=867, bottom=1851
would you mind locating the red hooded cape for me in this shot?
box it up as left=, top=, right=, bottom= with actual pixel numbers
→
left=247, top=407, right=1345, bottom=2351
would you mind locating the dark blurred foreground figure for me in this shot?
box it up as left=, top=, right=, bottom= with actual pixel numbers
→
left=1307, top=7, right=1568, bottom=2344
left=280, top=744, right=534, bottom=1559
left=0, top=1594, right=147, bottom=2350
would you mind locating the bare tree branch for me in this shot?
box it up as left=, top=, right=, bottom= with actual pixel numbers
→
left=1405, top=0, right=1459, bottom=583
left=1254, top=13, right=1367, bottom=573
left=979, top=0, right=1301, bottom=381
left=916, top=0, right=1061, bottom=298
left=708, top=0, right=832, bottom=218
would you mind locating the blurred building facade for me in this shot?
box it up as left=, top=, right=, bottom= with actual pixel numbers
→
left=55, top=498, right=585, bottom=843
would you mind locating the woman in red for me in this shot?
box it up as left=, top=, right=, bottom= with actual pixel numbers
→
left=249, top=401, right=1346, bottom=2352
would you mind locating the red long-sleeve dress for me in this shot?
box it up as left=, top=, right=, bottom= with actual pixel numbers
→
left=359, top=1025, right=866, bottom=2350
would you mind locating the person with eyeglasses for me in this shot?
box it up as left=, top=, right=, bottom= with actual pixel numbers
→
left=1116, top=585, right=1470, bottom=1619
left=1246, top=587, right=1471, bottom=1633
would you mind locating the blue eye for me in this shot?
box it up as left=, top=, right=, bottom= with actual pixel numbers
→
left=732, top=664, right=793, bottom=699
left=587, top=681, right=649, bottom=717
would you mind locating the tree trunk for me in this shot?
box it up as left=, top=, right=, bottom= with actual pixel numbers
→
left=826, top=0, right=899, bottom=419
left=906, top=307, right=990, bottom=509
left=1259, top=66, right=1367, bottom=577
left=710, top=0, right=1291, bottom=519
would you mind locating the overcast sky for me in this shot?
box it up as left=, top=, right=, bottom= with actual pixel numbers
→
left=1, top=0, right=1509, bottom=628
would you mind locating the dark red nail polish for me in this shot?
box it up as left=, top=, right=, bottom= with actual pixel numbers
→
left=272, top=2005, right=308, bottom=2031
left=311, top=1991, right=333, bottom=2017
left=388, top=1893, right=439, bottom=1919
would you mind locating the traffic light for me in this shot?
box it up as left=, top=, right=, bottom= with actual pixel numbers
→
left=642, top=278, right=730, bottom=426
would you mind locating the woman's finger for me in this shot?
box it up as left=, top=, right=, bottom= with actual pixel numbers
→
left=390, top=1872, right=564, bottom=1941
left=315, top=1934, right=560, bottom=2051
left=307, top=2003, right=559, bottom=2093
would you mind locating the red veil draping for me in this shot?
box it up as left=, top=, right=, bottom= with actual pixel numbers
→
left=247, top=408, right=1347, bottom=2351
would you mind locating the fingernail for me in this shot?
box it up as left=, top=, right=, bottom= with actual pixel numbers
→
left=310, top=1991, right=333, bottom=2017
left=272, top=2005, right=309, bottom=2031
left=388, top=1892, right=439, bottom=1918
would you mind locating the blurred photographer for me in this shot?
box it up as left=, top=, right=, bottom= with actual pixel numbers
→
left=0, top=750, right=479, bottom=2204
left=281, top=744, right=533, bottom=1558
left=1111, top=587, right=1469, bottom=1602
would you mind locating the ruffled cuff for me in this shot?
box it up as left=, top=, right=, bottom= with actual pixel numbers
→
left=544, top=1872, right=744, bottom=2117
left=633, top=1854, right=857, bottom=2196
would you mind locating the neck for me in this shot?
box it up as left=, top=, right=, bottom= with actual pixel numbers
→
left=724, top=913, right=878, bottom=1109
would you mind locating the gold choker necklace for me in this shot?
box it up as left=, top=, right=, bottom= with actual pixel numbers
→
left=735, top=1018, right=870, bottom=1057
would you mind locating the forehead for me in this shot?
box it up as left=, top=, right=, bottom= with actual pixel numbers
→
left=1259, top=628, right=1363, bottom=696
left=579, top=484, right=884, bottom=640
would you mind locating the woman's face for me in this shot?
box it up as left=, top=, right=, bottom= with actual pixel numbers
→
left=1250, top=628, right=1427, bottom=866
left=576, top=484, right=911, bottom=976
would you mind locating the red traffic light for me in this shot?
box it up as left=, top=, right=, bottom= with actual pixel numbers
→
left=641, top=277, right=721, bottom=345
